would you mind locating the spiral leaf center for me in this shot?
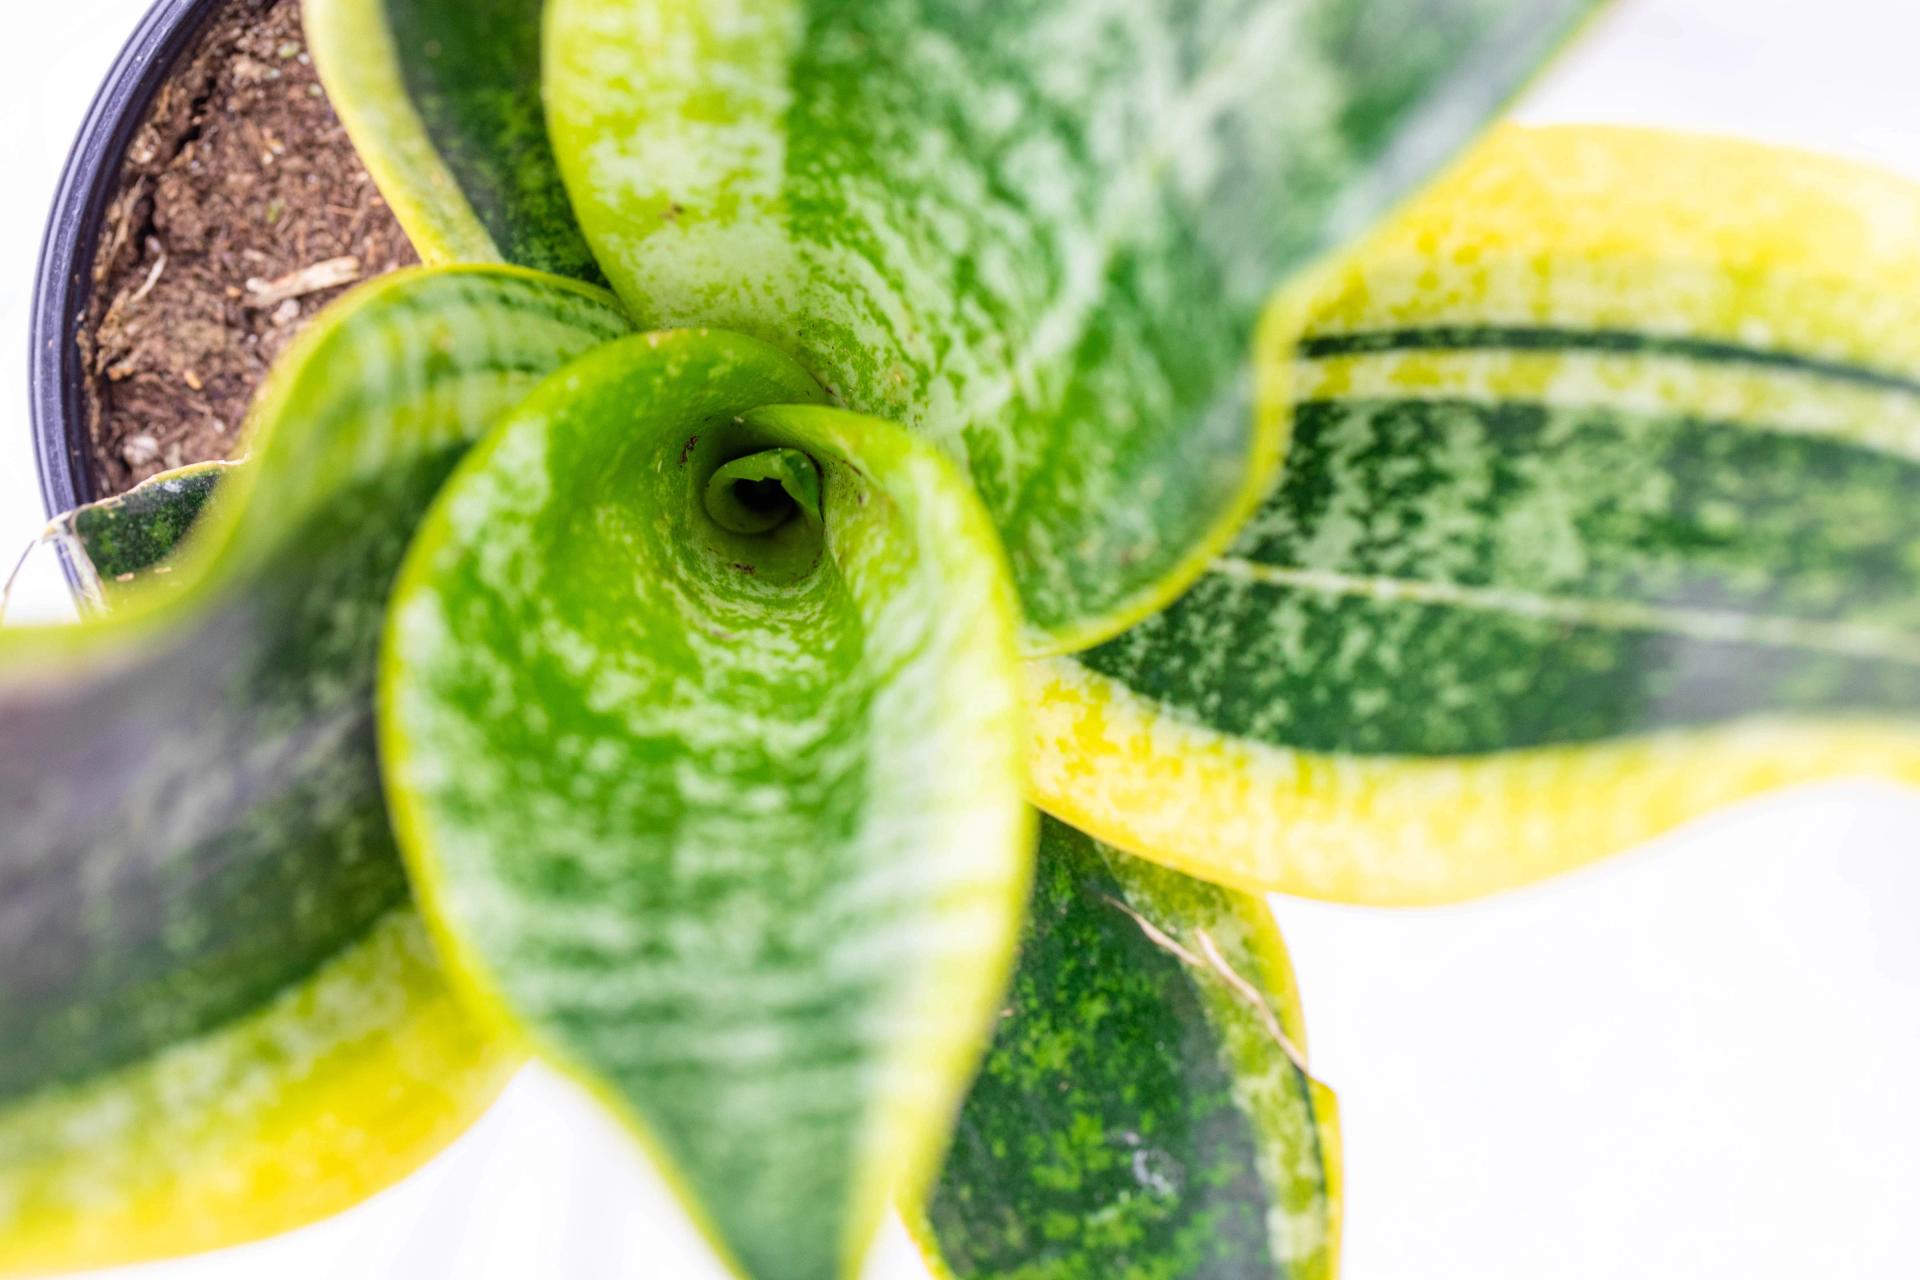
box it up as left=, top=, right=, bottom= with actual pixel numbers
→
left=704, top=447, right=823, bottom=536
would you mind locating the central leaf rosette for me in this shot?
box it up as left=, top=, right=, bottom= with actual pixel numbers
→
left=1, top=0, right=1609, bottom=1269
left=378, top=330, right=1033, bottom=1280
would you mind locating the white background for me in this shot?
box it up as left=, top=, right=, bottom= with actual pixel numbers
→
left=5, top=1, right=1920, bottom=1277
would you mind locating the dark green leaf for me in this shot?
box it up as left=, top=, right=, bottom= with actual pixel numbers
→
left=307, top=0, right=604, bottom=281
left=0, top=266, right=628, bottom=1268
left=546, top=0, right=1606, bottom=649
left=921, top=818, right=1339, bottom=1280
left=60, top=461, right=232, bottom=605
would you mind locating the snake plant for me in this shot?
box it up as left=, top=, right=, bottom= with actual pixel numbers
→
left=7, top=0, right=1914, bottom=1276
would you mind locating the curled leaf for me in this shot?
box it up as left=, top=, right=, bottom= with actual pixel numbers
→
left=380, top=331, right=1034, bottom=1279
left=545, top=0, right=1606, bottom=649
left=0, top=266, right=629, bottom=1271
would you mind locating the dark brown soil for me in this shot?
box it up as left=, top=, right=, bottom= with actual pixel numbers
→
left=82, top=0, right=417, bottom=496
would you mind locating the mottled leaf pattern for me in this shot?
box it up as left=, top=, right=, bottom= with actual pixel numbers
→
left=0, top=267, right=629, bottom=1270
left=919, top=818, right=1340, bottom=1280
left=1, top=3, right=1732, bottom=1273
left=1033, top=126, right=1920, bottom=903
left=380, top=331, right=1033, bottom=1280
left=59, top=461, right=233, bottom=606
left=305, top=0, right=603, bottom=281
left=544, top=0, right=1605, bottom=649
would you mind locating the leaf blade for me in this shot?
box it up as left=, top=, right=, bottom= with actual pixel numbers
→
left=1034, top=125, right=1920, bottom=903
left=305, top=0, right=604, bottom=281
left=60, top=461, right=235, bottom=604
left=0, top=265, right=630, bottom=1270
left=380, top=332, right=1034, bottom=1279
left=916, top=818, right=1340, bottom=1280
left=543, top=0, right=1606, bottom=650
left=0, top=912, right=507, bottom=1276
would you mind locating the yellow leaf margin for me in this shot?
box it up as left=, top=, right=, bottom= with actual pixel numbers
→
left=1030, top=124, right=1920, bottom=906
left=0, top=910, right=514, bottom=1275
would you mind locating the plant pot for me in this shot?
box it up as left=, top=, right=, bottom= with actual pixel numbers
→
left=30, top=0, right=225, bottom=524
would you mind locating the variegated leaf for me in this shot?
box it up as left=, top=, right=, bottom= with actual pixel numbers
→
left=918, top=817, right=1341, bottom=1280
left=380, top=331, right=1033, bottom=1280
left=0, top=266, right=630, bottom=1272
left=1034, top=126, right=1920, bottom=903
left=544, top=0, right=1606, bottom=650
left=56, top=461, right=234, bottom=607
left=305, top=0, right=604, bottom=281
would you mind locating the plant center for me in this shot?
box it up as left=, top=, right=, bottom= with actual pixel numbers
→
left=703, top=447, right=823, bottom=537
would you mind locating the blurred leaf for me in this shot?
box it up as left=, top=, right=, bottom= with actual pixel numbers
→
left=0, top=266, right=629, bottom=1272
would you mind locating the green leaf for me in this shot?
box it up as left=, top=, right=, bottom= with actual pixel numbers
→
left=380, top=331, right=1034, bottom=1280
left=57, top=461, right=234, bottom=606
left=544, top=0, right=1606, bottom=650
left=916, top=818, right=1340, bottom=1280
left=1032, top=125, right=1920, bottom=904
left=0, top=266, right=629, bottom=1270
left=305, top=0, right=604, bottom=281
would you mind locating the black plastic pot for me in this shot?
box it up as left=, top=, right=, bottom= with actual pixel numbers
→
left=31, top=0, right=226, bottom=521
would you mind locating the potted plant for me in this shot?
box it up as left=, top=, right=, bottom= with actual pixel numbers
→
left=10, top=1, right=1920, bottom=1278
left=33, top=0, right=220, bottom=520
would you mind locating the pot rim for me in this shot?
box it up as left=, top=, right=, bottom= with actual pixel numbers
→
left=30, top=0, right=229, bottom=523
